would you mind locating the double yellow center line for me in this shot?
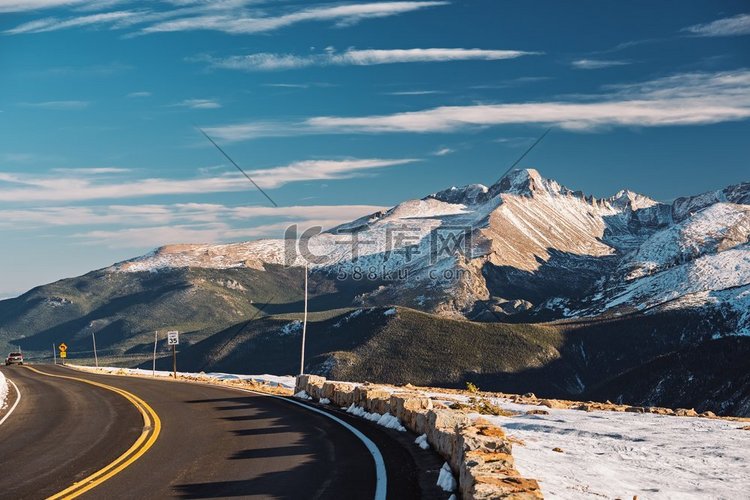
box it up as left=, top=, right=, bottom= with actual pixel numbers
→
left=23, top=366, right=161, bottom=499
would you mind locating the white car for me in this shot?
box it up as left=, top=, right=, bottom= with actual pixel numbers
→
left=5, top=352, right=23, bottom=366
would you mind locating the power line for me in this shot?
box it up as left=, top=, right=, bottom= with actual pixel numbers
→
left=494, top=127, right=551, bottom=185
left=197, top=127, right=279, bottom=208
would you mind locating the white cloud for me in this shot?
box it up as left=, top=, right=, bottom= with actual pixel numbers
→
left=0, top=202, right=384, bottom=247
left=245, top=158, right=418, bottom=188
left=5, top=10, right=139, bottom=34
left=5, top=1, right=448, bottom=36
left=684, top=13, right=750, bottom=37
left=142, top=1, right=449, bottom=35
left=18, top=100, right=90, bottom=109
left=202, top=69, right=750, bottom=139
left=386, top=90, right=444, bottom=95
left=127, top=91, right=151, bottom=98
left=0, top=158, right=416, bottom=202
left=571, top=59, right=630, bottom=70
left=174, top=98, right=222, bottom=109
left=52, top=167, right=131, bottom=174
left=205, top=47, right=538, bottom=71
left=0, top=203, right=385, bottom=230
left=0, top=0, right=94, bottom=12
left=432, top=147, right=454, bottom=156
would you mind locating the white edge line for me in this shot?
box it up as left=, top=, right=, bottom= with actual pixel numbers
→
left=242, top=389, right=388, bottom=500
left=0, top=378, right=22, bottom=426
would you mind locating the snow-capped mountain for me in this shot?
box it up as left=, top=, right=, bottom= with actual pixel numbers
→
left=117, top=168, right=750, bottom=332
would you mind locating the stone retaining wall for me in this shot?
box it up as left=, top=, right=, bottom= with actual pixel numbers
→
left=296, top=375, right=543, bottom=499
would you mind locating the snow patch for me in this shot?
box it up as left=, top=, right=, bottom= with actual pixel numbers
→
left=319, top=398, right=331, bottom=405
left=414, top=433, right=430, bottom=450
left=69, top=365, right=296, bottom=389
left=437, top=462, right=457, bottom=492
left=294, top=390, right=312, bottom=400
left=280, top=320, right=303, bottom=336
left=383, top=307, right=397, bottom=316
left=346, top=404, right=406, bottom=431
left=0, top=371, right=8, bottom=410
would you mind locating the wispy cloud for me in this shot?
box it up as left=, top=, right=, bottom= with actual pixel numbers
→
left=5, top=10, right=139, bottom=34
left=246, top=158, right=418, bottom=188
left=141, top=1, right=449, bottom=35
left=0, top=158, right=416, bottom=202
left=201, top=47, right=539, bottom=71
left=173, top=98, right=222, bottom=109
left=0, top=202, right=386, bottom=247
left=0, top=203, right=384, bottom=229
left=52, top=167, right=131, bottom=174
left=684, top=13, right=750, bottom=37
left=127, top=91, right=151, bottom=98
left=202, top=69, right=750, bottom=139
left=571, top=59, right=631, bottom=70
left=18, top=100, right=90, bottom=109
left=0, top=0, right=99, bottom=13
left=386, top=90, right=444, bottom=95
left=5, top=1, right=448, bottom=36
left=432, top=147, right=454, bottom=156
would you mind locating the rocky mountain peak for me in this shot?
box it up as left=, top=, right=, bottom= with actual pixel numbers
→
left=608, top=189, right=660, bottom=211
left=488, top=168, right=569, bottom=199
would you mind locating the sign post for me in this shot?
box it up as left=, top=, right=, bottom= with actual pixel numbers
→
left=92, top=332, right=98, bottom=368
left=152, top=331, right=158, bottom=377
left=167, top=331, right=179, bottom=378
left=53, top=343, right=57, bottom=365
left=58, top=343, right=68, bottom=365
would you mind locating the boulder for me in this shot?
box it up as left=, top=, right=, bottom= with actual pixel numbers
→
left=675, top=408, right=699, bottom=417
left=295, top=374, right=326, bottom=395
left=539, top=399, right=566, bottom=409
left=354, top=385, right=392, bottom=414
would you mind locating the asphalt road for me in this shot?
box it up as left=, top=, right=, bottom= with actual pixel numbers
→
left=0, top=365, right=446, bottom=499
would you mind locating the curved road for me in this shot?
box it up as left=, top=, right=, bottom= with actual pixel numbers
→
left=0, top=364, right=445, bottom=499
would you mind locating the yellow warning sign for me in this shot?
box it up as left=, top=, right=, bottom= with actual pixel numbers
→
left=59, top=343, right=68, bottom=352
left=60, top=351, right=67, bottom=358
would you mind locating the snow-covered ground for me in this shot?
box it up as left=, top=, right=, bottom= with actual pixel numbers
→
left=70, top=365, right=296, bottom=390
left=429, top=392, right=750, bottom=500
left=0, top=370, right=8, bottom=410
left=67, top=364, right=750, bottom=498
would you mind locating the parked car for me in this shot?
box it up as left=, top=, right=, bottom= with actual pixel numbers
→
left=5, top=352, right=23, bottom=365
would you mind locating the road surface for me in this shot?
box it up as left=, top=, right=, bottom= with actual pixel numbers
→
left=0, top=364, right=445, bottom=499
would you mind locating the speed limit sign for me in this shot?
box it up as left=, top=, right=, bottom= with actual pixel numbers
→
left=167, top=331, right=179, bottom=345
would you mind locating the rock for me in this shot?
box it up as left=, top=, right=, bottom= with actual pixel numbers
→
left=539, top=399, right=565, bottom=409
left=353, top=385, right=391, bottom=414
left=552, top=447, right=564, bottom=453
left=426, top=409, right=470, bottom=462
left=675, top=408, right=699, bottom=417
left=525, top=409, right=549, bottom=415
left=322, top=382, right=356, bottom=407
left=295, top=374, right=326, bottom=395
left=522, top=393, right=536, bottom=399
left=390, top=393, right=432, bottom=430
left=740, top=426, right=750, bottom=430
left=625, top=406, right=646, bottom=413
left=699, top=411, right=717, bottom=418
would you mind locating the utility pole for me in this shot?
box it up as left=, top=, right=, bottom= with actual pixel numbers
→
left=92, top=332, right=98, bottom=368
left=152, top=331, right=158, bottom=377
left=172, top=343, right=177, bottom=379
left=53, top=343, right=56, bottom=365
left=300, top=262, right=308, bottom=375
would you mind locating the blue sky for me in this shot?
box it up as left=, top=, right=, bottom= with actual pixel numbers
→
left=1, top=0, right=749, bottom=297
